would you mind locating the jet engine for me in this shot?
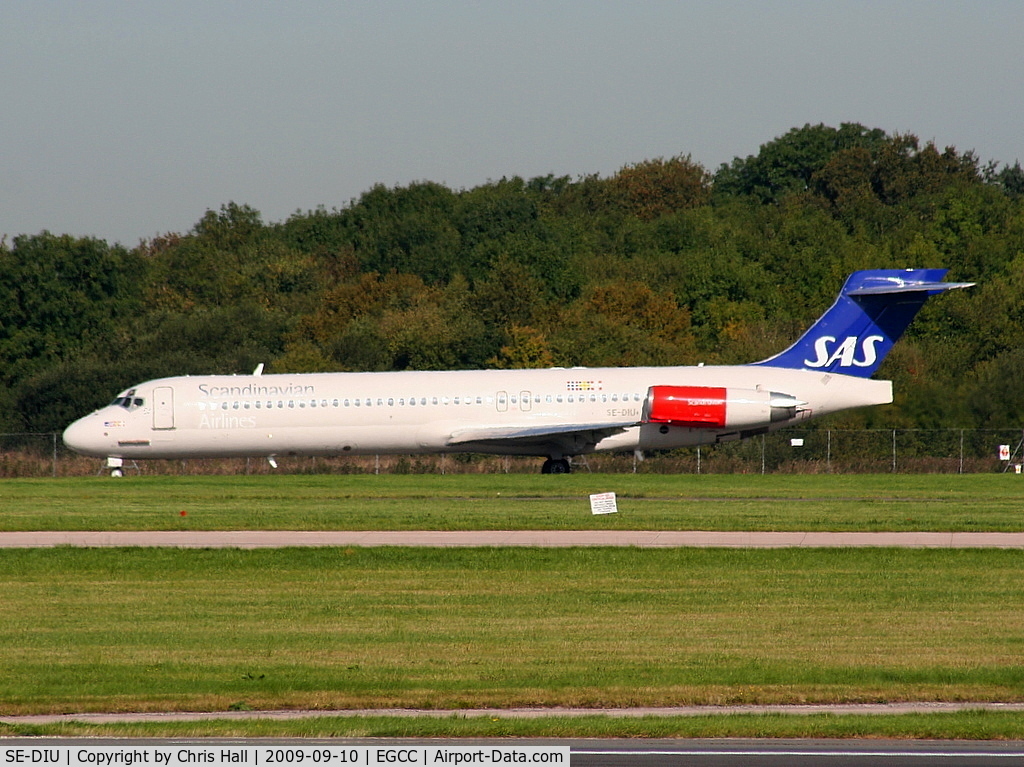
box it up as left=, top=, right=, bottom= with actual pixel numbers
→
left=642, top=386, right=804, bottom=430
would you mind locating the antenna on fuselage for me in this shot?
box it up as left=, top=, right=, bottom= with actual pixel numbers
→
left=253, top=363, right=265, bottom=376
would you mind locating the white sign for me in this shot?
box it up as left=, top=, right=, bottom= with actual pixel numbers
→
left=790, top=438, right=804, bottom=447
left=590, top=492, right=618, bottom=515
left=999, top=444, right=1011, bottom=461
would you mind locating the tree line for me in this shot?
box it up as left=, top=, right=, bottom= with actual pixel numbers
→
left=2, top=122, right=1023, bottom=436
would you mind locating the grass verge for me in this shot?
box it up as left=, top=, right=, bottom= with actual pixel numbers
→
left=2, top=474, right=1024, bottom=531
left=3, top=547, right=1024, bottom=715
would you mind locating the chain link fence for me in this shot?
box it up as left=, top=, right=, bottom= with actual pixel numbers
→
left=4, top=429, right=1024, bottom=477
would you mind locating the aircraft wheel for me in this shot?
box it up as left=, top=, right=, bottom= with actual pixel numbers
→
left=541, top=458, right=571, bottom=474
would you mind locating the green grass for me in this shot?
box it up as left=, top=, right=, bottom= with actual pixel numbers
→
left=3, top=547, right=1024, bottom=716
left=2, top=474, right=1024, bottom=531
left=5, top=473, right=1024, bottom=740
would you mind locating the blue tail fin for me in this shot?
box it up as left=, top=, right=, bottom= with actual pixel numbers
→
left=752, top=269, right=973, bottom=378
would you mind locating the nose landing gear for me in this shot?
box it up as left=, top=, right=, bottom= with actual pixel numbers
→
left=101, top=457, right=138, bottom=477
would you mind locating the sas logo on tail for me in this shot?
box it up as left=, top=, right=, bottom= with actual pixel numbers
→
left=805, top=335, right=885, bottom=368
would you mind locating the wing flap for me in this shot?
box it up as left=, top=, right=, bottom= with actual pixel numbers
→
left=447, top=421, right=631, bottom=451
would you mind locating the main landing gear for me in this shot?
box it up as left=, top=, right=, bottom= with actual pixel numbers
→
left=540, top=458, right=571, bottom=474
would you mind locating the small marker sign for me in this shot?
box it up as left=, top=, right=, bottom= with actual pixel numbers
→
left=999, top=444, right=1011, bottom=461
left=590, top=492, right=618, bottom=515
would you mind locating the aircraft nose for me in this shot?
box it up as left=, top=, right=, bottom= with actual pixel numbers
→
left=63, top=416, right=107, bottom=457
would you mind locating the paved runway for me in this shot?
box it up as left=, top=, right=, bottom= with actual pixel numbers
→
left=5, top=716, right=1024, bottom=766
left=6, top=701, right=1024, bottom=725
left=4, top=530, right=1024, bottom=548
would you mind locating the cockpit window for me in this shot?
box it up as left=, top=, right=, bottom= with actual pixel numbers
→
left=110, top=396, right=145, bottom=411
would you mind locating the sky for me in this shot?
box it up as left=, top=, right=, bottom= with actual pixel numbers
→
left=2, top=1, right=1022, bottom=246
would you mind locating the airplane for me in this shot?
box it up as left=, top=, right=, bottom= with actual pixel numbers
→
left=63, top=268, right=971, bottom=475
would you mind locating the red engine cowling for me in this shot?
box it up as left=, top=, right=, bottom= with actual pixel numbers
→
left=643, top=386, right=803, bottom=430
left=643, top=386, right=728, bottom=428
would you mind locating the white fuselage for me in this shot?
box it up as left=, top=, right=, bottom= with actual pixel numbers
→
left=62, top=365, right=892, bottom=461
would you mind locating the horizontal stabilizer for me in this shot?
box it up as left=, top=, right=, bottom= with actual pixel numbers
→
left=846, top=281, right=974, bottom=296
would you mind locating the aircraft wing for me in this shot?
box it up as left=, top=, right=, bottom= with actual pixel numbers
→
left=446, top=421, right=632, bottom=454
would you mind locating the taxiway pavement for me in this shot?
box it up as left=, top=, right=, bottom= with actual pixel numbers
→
left=4, top=530, right=1024, bottom=548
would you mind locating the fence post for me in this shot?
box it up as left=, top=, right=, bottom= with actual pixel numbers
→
left=892, top=429, right=897, bottom=473
left=52, top=432, right=58, bottom=478
left=827, top=429, right=832, bottom=473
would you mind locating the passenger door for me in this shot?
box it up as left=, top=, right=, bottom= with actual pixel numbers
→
left=153, top=386, right=175, bottom=430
